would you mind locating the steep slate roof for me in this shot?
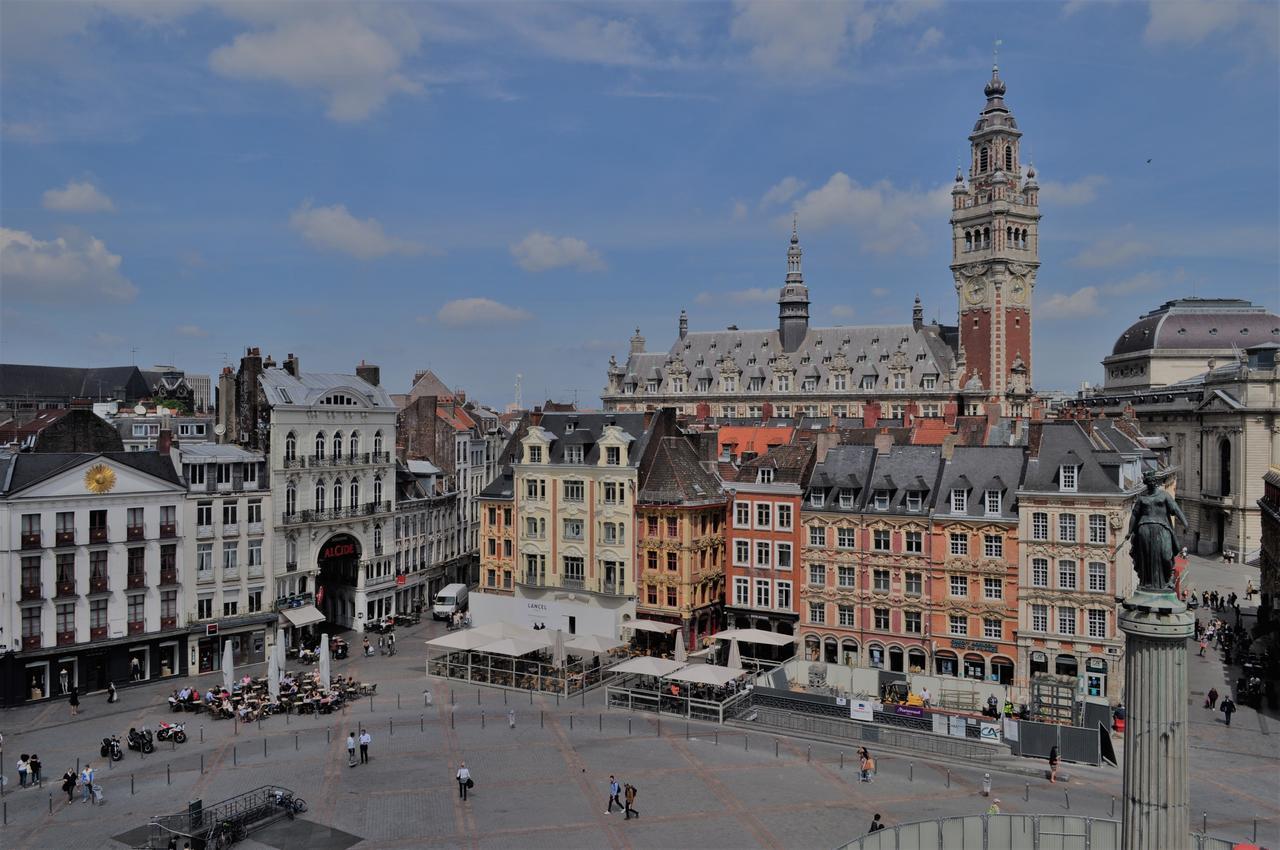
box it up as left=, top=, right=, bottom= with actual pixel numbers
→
left=620, top=319, right=958, bottom=395
left=638, top=436, right=724, bottom=505
left=805, top=445, right=879, bottom=506
left=0, top=364, right=151, bottom=401
left=935, top=446, right=1025, bottom=521
left=258, top=369, right=394, bottom=409
left=860, top=445, right=945, bottom=512
left=528, top=412, right=654, bottom=467
left=732, top=443, right=815, bottom=485
left=0, top=450, right=183, bottom=496
left=1021, top=422, right=1128, bottom=494
left=1111, top=298, right=1280, bottom=356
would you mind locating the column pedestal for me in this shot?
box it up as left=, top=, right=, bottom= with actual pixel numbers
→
left=1119, top=590, right=1195, bottom=850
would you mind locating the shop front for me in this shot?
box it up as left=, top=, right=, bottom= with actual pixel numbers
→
left=191, top=616, right=273, bottom=674
left=1, top=630, right=188, bottom=707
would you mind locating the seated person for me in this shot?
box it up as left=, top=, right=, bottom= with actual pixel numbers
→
left=168, top=689, right=181, bottom=710
left=220, top=698, right=235, bottom=718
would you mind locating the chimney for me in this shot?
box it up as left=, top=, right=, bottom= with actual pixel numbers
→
left=679, top=309, right=688, bottom=340
left=941, top=432, right=959, bottom=460
left=761, top=401, right=774, bottom=421
left=157, top=428, right=172, bottom=455
left=630, top=327, right=646, bottom=355
left=1030, top=399, right=1045, bottom=421
left=643, top=408, right=654, bottom=431
left=356, top=360, right=381, bottom=387
left=943, top=401, right=958, bottom=426
left=695, top=402, right=711, bottom=421
left=530, top=405, right=543, bottom=427
left=912, top=295, right=924, bottom=332
left=863, top=401, right=881, bottom=429
left=283, top=353, right=300, bottom=377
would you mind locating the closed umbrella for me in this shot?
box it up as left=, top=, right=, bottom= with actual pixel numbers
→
left=553, top=629, right=566, bottom=669
left=319, top=634, right=331, bottom=692
left=673, top=629, right=687, bottom=664
left=222, top=641, right=235, bottom=693
left=267, top=641, right=280, bottom=702
left=727, top=639, right=742, bottom=670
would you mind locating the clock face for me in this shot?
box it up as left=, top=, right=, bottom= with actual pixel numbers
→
left=1010, top=278, right=1027, bottom=303
left=965, top=280, right=986, bottom=304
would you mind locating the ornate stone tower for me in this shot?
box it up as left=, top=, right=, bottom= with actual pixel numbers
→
left=779, top=218, right=810, bottom=353
left=950, top=63, right=1040, bottom=405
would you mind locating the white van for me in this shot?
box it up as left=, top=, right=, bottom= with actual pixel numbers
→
left=432, top=583, right=469, bottom=620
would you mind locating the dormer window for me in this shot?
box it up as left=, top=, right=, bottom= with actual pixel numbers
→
left=606, top=446, right=621, bottom=466
left=839, top=488, right=854, bottom=508
left=860, top=376, right=875, bottom=390
left=646, top=380, right=660, bottom=393
left=802, top=378, right=817, bottom=392
left=1059, top=464, right=1078, bottom=492
left=873, top=490, right=890, bottom=511
left=922, top=375, right=937, bottom=389
left=565, top=445, right=584, bottom=465
left=833, top=374, right=847, bottom=391
left=670, top=377, right=684, bottom=394
left=905, top=491, right=923, bottom=511
left=984, top=490, right=1002, bottom=516
left=758, top=468, right=775, bottom=484
left=950, top=488, right=968, bottom=513
left=893, top=374, right=906, bottom=390
left=528, top=445, right=543, bottom=464
left=721, top=376, right=737, bottom=393
left=809, top=491, right=825, bottom=508
left=776, top=375, right=792, bottom=392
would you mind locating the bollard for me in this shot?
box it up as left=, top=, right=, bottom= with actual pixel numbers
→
left=48, top=794, right=52, bottom=813
left=478, top=689, right=482, bottom=705
left=840, top=751, right=844, bottom=769
left=201, top=754, right=204, bottom=775
left=235, top=716, right=239, bottom=736
left=450, top=710, right=454, bottom=730
left=482, top=712, right=486, bottom=729
left=233, top=745, right=237, bottom=766
left=327, top=729, right=331, bottom=744
left=421, top=714, right=424, bottom=732
left=657, top=717, right=661, bottom=737
left=599, top=714, right=603, bottom=733
left=1202, top=812, right=1207, bottom=834
left=398, top=693, right=401, bottom=710
left=4, top=800, right=7, bottom=823
left=982, top=773, right=992, bottom=796
left=108, top=755, right=113, bottom=771
left=1065, top=791, right=1070, bottom=810
left=201, top=726, right=204, bottom=744
left=451, top=689, right=455, bottom=705
left=946, top=769, right=951, bottom=788
left=258, top=715, right=262, bottom=731
left=1110, top=796, right=1115, bottom=818
left=390, top=719, right=394, bottom=737
left=1025, top=782, right=1030, bottom=801
left=556, top=693, right=560, bottom=707
left=686, top=722, right=689, bottom=740
left=264, top=738, right=267, bottom=759
left=296, top=733, right=299, bottom=751
left=628, top=718, right=632, bottom=736
left=167, top=764, right=171, bottom=785
left=131, top=774, right=135, bottom=795
left=286, top=710, right=290, bottom=726
left=570, top=715, right=574, bottom=731
left=745, top=735, right=749, bottom=752
left=529, top=689, right=533, bottom=705
left=540, top=711, right=544, bottom=729
left=807, top=746, right=811, bottom=763
left=504, top=691, right=508, bottom=706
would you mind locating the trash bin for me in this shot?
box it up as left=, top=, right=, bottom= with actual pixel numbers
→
left=982, top=773, right=992, bottom=796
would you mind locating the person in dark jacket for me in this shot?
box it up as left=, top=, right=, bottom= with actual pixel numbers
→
left=1220, top=696, right=1237, bottom=726
left=61, top=768, right=76, bottom=802
left=68, top=685, right=79, bottom=717
left=869, top=813, right=885, bottom=832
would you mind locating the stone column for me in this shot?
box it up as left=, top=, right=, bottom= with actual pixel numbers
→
left=1119, top=590, right=1195, bottom=850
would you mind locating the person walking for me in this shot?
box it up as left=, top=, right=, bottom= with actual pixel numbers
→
left=606, top=775, right=622, bottom=813
left=987, top=799, right=1001, bottom=815
left=868, top=813, right=885, bottom=833
left=359, top=729, right=371, bottom=764
left=61, top=768, right=77, bottom=803
left=1206, top=687, right=1219, bottom=710
left=17, top=754, right=29, bottom=788
left=28, top=753, right=41, bottom=785
left=131, top=657, right=142, bottom=682
left=508, top=708, right=516, bottom=729
left=623, top=783, right=638, bottom=820
left=1198, top=637, right=1207, bottom=656
left=858, top=747, right=874, bottom=782
left=346, top=732, right=357, bottom=767
left=1048, top=746, right=1060, bottom=783
left=80, top=764, right=94, bottom=803
left=107, top=681, right=118, bottom=704
left=456, top=762, right=472, bottom=801
left=1220, top=696, right=1236, bottom=727
left=68, top=685, right=79, bottom=717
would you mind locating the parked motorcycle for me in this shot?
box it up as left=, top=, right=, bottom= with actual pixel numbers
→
left=156, top=721, right=187, bottom=744
left=126, top=727, right=155, bottom=754
left=100, top=734, right=124, bottom=761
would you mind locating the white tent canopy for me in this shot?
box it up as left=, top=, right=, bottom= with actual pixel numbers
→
left=565, top=634, right=624, bottom=654
left=426, top=630, right=510, bottom=652
left=610, top=656, right=686, bottom=677
left=478, top=636, right=553, bottom=657
left=626, top=619, right=681, bottom=634
left=666, top=665, right=748, bottom=686
left=713, top=628, right=794, bottom=647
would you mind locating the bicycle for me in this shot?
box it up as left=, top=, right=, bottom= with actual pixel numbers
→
left=274, top=790, right=308, bottom=819
left=209, top=819, right=246, bottom=849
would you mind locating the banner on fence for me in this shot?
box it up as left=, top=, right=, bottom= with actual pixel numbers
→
left=979, top=722, right=1001, bottom=742
left=849, top=699, right=874, bottom=722
left=948, top=715, right=967, bottom=738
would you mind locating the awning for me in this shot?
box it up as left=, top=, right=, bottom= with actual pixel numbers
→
left=713, top=628, right=794, bottom=647
left=477, top=636, right=553, bottom=657
left=666, top=664, right=748, bottom=686
left=627, top=619, right=681, bottom=634
left=610, top=657, right=687, bottom=677
left=279, top=605, right=325, bottom=628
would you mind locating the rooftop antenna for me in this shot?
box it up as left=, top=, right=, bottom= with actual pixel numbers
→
left=130, top=347, right=139, bottom=366
left=514, top=373, right=523, bottom=411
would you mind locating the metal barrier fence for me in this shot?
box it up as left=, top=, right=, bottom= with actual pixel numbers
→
left=835, top=814, right=1238, bottom=850
left=1013, top=720, right=1103, bottom=766
left=605, top=684, right=752, bottom=724
left=745, top=705, right=1001, bottom=763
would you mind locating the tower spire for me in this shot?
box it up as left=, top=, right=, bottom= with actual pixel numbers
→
left=778, top=218, right=809, bottom=352
left=786, top=215, right=803, bottom=283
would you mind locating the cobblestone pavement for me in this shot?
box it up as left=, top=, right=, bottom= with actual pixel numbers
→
left=0, top=612, right=1275, bottom=850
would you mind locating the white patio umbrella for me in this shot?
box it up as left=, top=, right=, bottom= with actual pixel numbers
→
left=267, top=641, right=281, bottom=702
left=319, top=633, right=331, bottom=692
left=727, top=639, right=742, bottom=670
left=552, top=629, right=566, bottom=669
left=221, top=641, right=235, bottom=693
left=673, top=629, right=688, bottom=664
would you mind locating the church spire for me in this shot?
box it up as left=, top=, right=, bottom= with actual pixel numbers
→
left=786, top=214, right=803, bottom=284
left=778, top=215, right=810, bottom=353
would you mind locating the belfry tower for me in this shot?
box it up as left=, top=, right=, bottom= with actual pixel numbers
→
left=950, top=63, right=1040, bottom=406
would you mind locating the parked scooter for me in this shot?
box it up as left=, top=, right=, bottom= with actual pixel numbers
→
left=100, top=734, right=124, bottom=761
left=126, top=726, right=155, bottom=754
left=156, top=721, right=187, bottom=744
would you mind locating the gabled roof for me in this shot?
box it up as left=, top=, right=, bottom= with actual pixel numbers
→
left=936, top=446, right=1024, bottom=521
left=0, top=364, right=152, bottom=402
left=520, top=412, right=654, bottom=467
left=717, top=425, right=795, bottom=460
left=638, top=436, right=724, bottom=505
left=732, top=443, right=815, bottom=484
left=0, top=450, right=183, bottom=496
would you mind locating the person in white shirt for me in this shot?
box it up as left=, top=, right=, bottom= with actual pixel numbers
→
left=456, top=762, right=472, bottom=800
left=920, top=687, right=931, bottom=708
left=358, top=729, right=371, bottom=764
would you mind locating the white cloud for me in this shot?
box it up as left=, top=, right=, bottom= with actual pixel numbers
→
left=42, top=179, right=116, bottom=213
left=1037, top=175, right=1106, bottom=206
left=510, top=231, right=605, bottom=272
left=694, top=287, right=776, bottom=305
left=0, top=227, right=138, bottom=302
left=830, top=304, right=857, bottom=319
left=915, top=26, right=943, bottom=51
left=289, top=201, right=423, bottom=259
left=1144, top=0, right=1277, bottom=51
left=790, top=172, right=951, bottom=254
left=729, top=0, right=941, bottom=76
left=1039, top=286, right=1103, bottom=320
left=175, top=323, right=209, bottom=338
left=870, top=287, right=890, bottom=297
left=1070, top=237, right=1152, bottom=268
left=209, top=16, right=423, bottom=122
left=759, top=176, right=806, bottom=210
left=503, top=12, right=666, bottom=68
left=437, top=297, right=532, bottom=327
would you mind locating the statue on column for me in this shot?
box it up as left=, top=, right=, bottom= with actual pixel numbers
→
left=1121, top=471, right=1188, bottom=592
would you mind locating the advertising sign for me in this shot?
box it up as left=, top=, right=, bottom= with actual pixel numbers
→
left=948, top=715, right=968, bottom=738
left=850, top=699, right=874, bottom=722
left=980, top=723, right=1001, bottom=742
left=891, top=704, right=925, bottom=718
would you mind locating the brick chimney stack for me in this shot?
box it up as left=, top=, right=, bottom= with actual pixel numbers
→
left=863, top=401, right=881, bottom=429
left=283, top=353, right=300, bottom=377
left=355, top=360, right=381, bottom=387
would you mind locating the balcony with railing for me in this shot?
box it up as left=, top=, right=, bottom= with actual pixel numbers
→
left=55, top=579, right=77, bottom=597
left=196, top=569, right=215, bottom=584
left=599, top=579, right=629, bottom=597
left=89, top=525, right=108, bottom=543
left=197, top=525, right=215, bottom=539
left=161, top=615, right=177, bottom=630
left=57, top=629, right=76, bottom=646
left=22, top=634, right=42, bottom=651
left=247, top=563, right=264, bottom=580
left=90, top=625, right=108, bottom=640
left=89, top=575, right=110, bottom=594
left=274, top=591, right=315, bottom=612
left=160, top=523, right=177, bottom=538
left=21, top=531, right=42, bottom=549
left=56, top=529, right=77, bottom=546
left=519, top=571, right=549, bottom=588
left=562, top=576, right=586, bottom=591
left=159, top=567, right=178, bottom=586
left=21, top=583, right=43, bottom=601
left=128, top=620, right=146, bottom=635
left=127, top=571, right=147, bottom=590
left=247, top=521, right=264, bottom=535
left=127, top=524, right=146, bottom=541
left=223, top=522, right=239, bottom=536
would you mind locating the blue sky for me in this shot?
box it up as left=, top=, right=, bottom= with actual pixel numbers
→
left=2, top=1, right=1277, bottom=409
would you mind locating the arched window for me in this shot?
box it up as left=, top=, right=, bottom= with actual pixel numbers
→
left=1219, top=439, right=1232, bottom=496
left=374, top=524, right=383, bottom=555
left=350, top=479, right=360, bottom=508
left=373, top=476, right=383, bottom=506
left=964, top=231, right=973, bottom=252
left=315, top=479, right=326, bottom=512
left=349, top=431, right=360, bottom=458
left=979, top=147, right=989, bottom=172
left=285, top=432, right=297, bottom=462
left=1004, top=145, right=1013, bottom=171
left=285, top=482, right=297, bottom=515
left=1006, top=226, right=1013, bottom=246
left=982, top=227, right=990, bottom=248
left=333, top=479, right=344, bottom=510
left=373, top=431, right=383, bottom=457
left=1022, top=228, right=1029, bottom=248
left=314, top=432, right=326, bottom=460
left=286, top=536, right=297, bottom=565
left=333, top=431, right=343, bottom=460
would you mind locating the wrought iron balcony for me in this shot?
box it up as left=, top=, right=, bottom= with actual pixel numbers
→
left=127, top=525, right=146, bottom=541
left=21, top=583, right=43, bottom=601
left=21, top=532, right=42, bottom=549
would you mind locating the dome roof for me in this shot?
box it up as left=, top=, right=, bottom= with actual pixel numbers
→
left=1111, top=298, right=1280, bottom=356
